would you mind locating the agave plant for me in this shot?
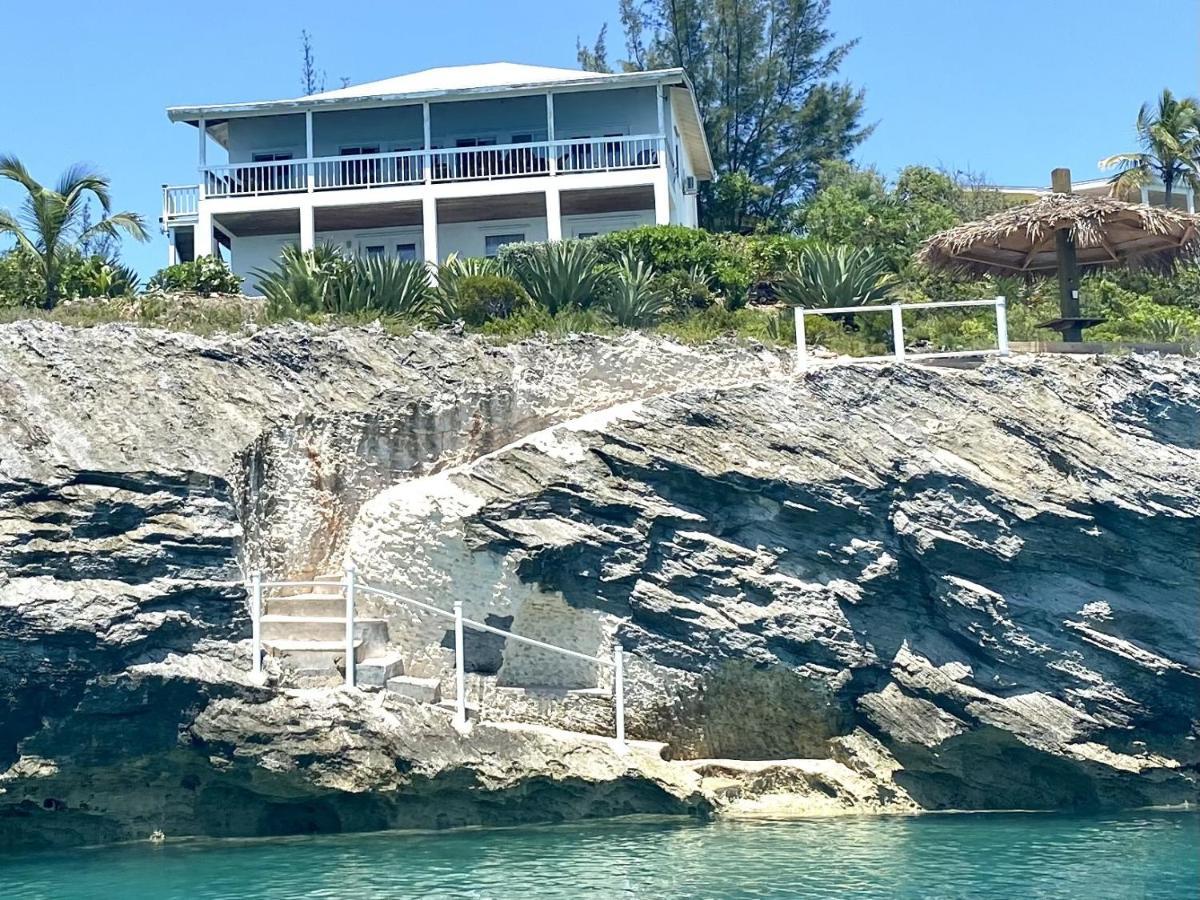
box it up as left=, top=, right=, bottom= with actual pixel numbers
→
left=513, top=240, right=606, bottom=315
left=601, top=251, right=671, bottom=327
left=1144, top=313, right=1196, bottom=344
left=252, top=244, right=347, bottom=316
left=775, top=243, right=898, bottom=309
left=329, top=256, right=433, bottom=321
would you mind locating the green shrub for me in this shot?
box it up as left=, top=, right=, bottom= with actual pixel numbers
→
left=148, top=256, right=242, bottom=294
left=591, top=225, right=752, bottom=305
left=601, top=253, right=671, bottom=327
left=64, top=256, right=140, bottom=298
left=652, top=266, right=715, bottom=315
left=511, top=241, right=607, bottom=314
left=437, top=273, right=527, bottom=325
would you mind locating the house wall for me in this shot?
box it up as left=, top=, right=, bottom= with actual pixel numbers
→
left=220, top=86, right=662, bottom=165
left=229, top=209, right=655, bottom=291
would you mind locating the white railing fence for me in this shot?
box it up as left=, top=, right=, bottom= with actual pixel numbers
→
left=795, top=296, right=1010, bottom=368
left=191, top=135, right=665, bottom=198
left=161, top=184, right=199, bottom=220
left=249, top=566, right=627, bottom=749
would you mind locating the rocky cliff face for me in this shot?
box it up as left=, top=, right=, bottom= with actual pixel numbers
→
left=0, top=320, right=1195, bottom=850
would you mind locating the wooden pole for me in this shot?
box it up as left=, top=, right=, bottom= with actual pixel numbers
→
left=1051, top=168, right=1083, bottom=342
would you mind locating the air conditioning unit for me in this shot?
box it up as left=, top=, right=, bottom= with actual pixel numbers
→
left=683, top=175, right=698, bottom=195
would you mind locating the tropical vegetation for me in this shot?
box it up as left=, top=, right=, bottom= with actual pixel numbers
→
left=1100, top=89, right=1200, bottom=205
left=0, top=156, right=148, bottom=307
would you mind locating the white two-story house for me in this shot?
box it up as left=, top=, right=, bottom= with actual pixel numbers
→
left=160, top=62, right=713, bottom=287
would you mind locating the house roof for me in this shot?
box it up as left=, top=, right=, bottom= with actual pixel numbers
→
left=305, top=62, right=606, bottom=100
left=167, top=61, right=714, bottom=180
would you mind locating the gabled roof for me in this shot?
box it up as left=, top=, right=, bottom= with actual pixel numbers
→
left=166, top=61, right=714, bottom=181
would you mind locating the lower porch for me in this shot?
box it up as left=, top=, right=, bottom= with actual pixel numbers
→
left=169, top=184, right=666, bottom=291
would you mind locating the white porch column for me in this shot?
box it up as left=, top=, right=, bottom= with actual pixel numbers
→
left=423, top=102, right=432, bottom=185
left=1187, top=187, right=1196, bottom=214
left=305, top=110, right=315, bottom=191
left=197, top=118, right=207, bottom=200
left=545, top=185, right=562, bottom=242
left=167, top=227, right=179, bottom=266
left=299, top=202, right=315, bottom=252
left=195, top=208, right=213, bottom=257
left=653, top=172, right=671, bottom=225
left=422, top=194, right=439, bottom=266
left=546, top=92, right=556, bottom=175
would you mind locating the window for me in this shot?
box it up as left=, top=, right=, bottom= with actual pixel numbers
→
left=248, top=152, right=294, bottom=191
left=577, top=232, right=599, bottom=240
left=485, top=233, right=524, bottom=257
left=364, top=245, right=386, bottom=258
left=511, top=133, right=533, bottom=144
left=395, top=243, right=418, bottom=261
left=339, top=146, right=381, bottom=186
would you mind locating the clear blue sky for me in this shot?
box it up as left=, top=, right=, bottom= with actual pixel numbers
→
left=0, top=0, right=1194, bottom=277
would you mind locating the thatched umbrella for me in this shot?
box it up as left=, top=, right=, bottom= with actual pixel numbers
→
left=918, top=168, right=1200, bottom=340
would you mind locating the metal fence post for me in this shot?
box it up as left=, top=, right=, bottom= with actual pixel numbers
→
left=891, top=304, right=906, bottom=362
left=453, top=601, right=467, bottom=729
left=251, top=570, right=263, bottom=679
left=343, top=562, right=356, bottom=689
left=995, top=295, right=1010, bottom=356
left=613, top=645, right=627, bottom=752
left=794, top=307, right=808, bottom=370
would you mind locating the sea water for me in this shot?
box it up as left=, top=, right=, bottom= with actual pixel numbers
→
left=1, top=810, right=1196, bottom=899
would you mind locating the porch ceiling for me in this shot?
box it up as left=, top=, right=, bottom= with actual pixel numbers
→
left=436, top=193, right=547, bottom=223
left=561, top=185, right=654, bottom=216
left=215, top=209, right=300, bottom=237
left=315, top=202, right=423, bottom=231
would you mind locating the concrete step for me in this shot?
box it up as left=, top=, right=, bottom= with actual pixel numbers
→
left=357, top=652, right=405, bottom=688
left=265, top=593, right=345, bottom=617
left=313, top=572, right=344, bottom=585
left=260, top=615, right=388, bottom=644
left=265, top=638, right=368, bottom=672
left=387, top=675, right=442, bottom=704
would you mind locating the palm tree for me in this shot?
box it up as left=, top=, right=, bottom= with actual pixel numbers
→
left=0, top=156, right=148, bottom=307
left=1099, top=89, right=1200, bottom=206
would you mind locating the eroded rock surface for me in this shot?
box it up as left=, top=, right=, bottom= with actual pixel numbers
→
left=1, top=320, right=1196, bottom=849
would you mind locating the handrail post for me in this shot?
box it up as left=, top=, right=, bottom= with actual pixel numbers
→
left=453, top=601, right=467, bottom=729
left=794, top=307, right=808, bottom=371
left=613, top=645, right=626, bottom=753
left=995, top=295, right=1010, bottom=356
left=891, top=303, right=906, bottom=362
left=343, top=562, right=356, bottom=689
left=251, top=570, right=263, bottom=680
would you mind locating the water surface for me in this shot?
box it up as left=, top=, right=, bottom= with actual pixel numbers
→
left=2, top=811, right=1196, bottom=899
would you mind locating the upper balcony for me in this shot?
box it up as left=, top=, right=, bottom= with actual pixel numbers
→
left=202, top=134, right=662, bottom=198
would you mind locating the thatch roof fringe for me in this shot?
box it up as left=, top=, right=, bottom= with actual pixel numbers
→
left=918, top=193, right=1200, bottom=276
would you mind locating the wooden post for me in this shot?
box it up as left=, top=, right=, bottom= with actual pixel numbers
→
left=1051, top=168, right=1083, bottom=342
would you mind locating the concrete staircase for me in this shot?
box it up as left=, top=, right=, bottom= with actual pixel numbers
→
left=262, top=573, right=387, bottom=678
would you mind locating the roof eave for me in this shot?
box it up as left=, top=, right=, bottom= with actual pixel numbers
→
left=166, top=68, right=690, bottom=124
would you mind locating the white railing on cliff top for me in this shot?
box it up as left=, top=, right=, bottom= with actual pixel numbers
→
left=249, top=564, right=626, bottom=750
left=795, top=296, right=1010, bottom=367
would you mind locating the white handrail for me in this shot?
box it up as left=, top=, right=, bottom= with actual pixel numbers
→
left=795, top=296, right=1010, bottom=368
left=245, top=572, right=628, bottom=747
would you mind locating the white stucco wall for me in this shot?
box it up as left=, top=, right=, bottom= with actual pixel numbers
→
left=229, top=209, right=655, bottom=290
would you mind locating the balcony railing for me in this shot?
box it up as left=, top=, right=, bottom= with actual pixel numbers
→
left=193, top=135, right=663, bottom=199
left=161, top=184, right=199, bottom=224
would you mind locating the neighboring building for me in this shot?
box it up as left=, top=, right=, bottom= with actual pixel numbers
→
left=997, top=175, right=1196, bottom=212
left=160, top=63, right=713, bottom=288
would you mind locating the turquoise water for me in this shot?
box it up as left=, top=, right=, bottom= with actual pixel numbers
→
left=2, top=812, right=1196, bottom=899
